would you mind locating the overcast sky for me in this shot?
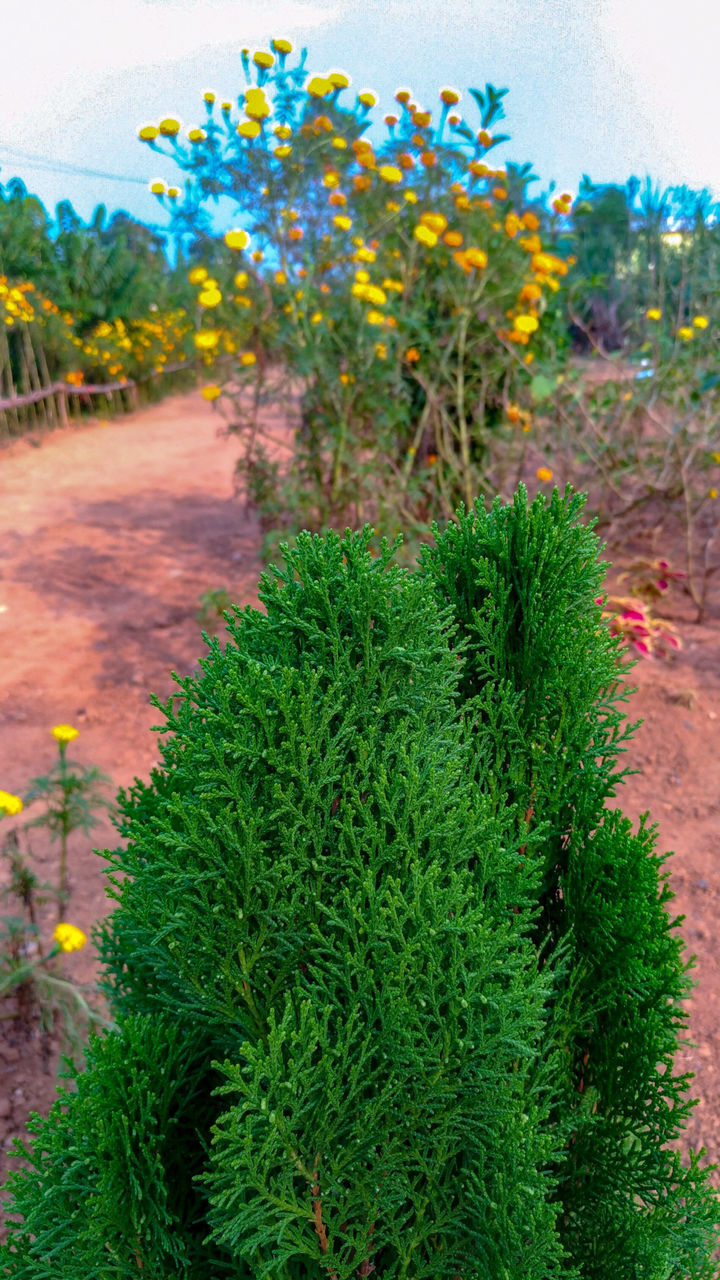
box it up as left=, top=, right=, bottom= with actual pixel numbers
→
left=1, top=0, right=718, bottom=236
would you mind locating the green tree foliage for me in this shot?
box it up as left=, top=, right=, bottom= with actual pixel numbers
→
left=1, top=488, right=718, bottom=1277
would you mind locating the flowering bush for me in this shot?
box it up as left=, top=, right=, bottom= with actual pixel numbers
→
left=140, top=40, right=573, bottom=550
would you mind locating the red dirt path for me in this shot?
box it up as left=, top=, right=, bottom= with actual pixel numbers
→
left=1, top=389, right=719, bottom=1227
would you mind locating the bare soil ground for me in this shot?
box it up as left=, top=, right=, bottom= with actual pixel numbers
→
left=1, top=387, right=719, bottom=1238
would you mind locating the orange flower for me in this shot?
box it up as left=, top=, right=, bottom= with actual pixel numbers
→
left=537, top=466, right=553, bottom=483
left=405, top=347, right=420, bottom=362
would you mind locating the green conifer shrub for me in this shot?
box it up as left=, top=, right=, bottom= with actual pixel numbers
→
left=1, top=486, right=718, bottom=1277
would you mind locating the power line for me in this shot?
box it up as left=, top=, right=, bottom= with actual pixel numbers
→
left=0, top=143, right=152, bottom=186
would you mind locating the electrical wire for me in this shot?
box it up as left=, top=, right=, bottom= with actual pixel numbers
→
left=0, top=143, right=151, bottom=185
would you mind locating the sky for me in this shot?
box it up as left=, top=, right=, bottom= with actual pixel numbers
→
left=1, top=0, right=719, bottom=242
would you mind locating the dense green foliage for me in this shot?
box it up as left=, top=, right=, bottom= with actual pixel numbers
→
left=2, top=486, right=718, bottom=1277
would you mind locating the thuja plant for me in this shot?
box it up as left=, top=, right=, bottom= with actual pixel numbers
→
left=1, top=487, right=719, bottom=1278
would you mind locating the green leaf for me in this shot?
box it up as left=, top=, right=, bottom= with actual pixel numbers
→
left=529, top=374, right=555, bottom=404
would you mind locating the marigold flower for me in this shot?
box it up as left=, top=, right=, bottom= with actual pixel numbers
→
left=515, top=313, right=539, bottom=334
left=522, top=211, right=540, bottom=231
left=693, top=315, right=709, bottom=328
left=358, top=90, right=377, bottom=107
left=395, top=89, right=411, bottom=103
left=158, top=118, right=180, bottom=136
left=203, top=91, right=216, bottom=104
left=225, top=228, right=250, bottom=251
left=54, top=923, right=87, bottom=953
left=506, top=404, right=521, bottom=423
left=420, top=212, right=447, bottom=235
left=405, top=347, right=420, bottom=363
left=251, top=250, right=264, bottom=262
left=366, top=309, right=386, bottom=325
left=443, top=231, right=463, bottom=247
left=238, top=120, right=261, bottom=139
left=355, top=246, right=377, bottom=262
left=677, top=326, right=693, bottom=341
left=274, top=271, right=287, bottom=285
left=328, top=71, right=350, bottom=89
left=272, top=38, right=292, bottom=54
left=244, top=88, right=270, bottom=119
left=288, top=227, right=304, bottom=241
left=240, top=352, right=257, bottom=365
left=375, top=342, right=387, bottom=358
left=194, top=330, right=220, bottom=350
left=379, top=165, right=403, bottom=183
left=150, top=181, right=166, bottom=195
left=440, top=87, right=460, bottom=105
left=537, top=467, right=553, bottom=482
left=234, top=272, right=248, bottom=289
left=353, top=174, right=373, bottom=192
left=187, top=128, right=206, bottom=143
left=464, top=247, right=488, bottom=270
left=311, top=311, right=323, bottom=324
left=493, top=187, right=507, bottom=199
left=202, top=385, right=222, bottom=401
left=198, top=287, right=222, bottom=308
left=645, top=307, right=662, bottom=321
left=52, top=724, right=79, bottom=744
left=414, top=224, right=438, bottom=247
left=138, top=125, right=159, bottom=142
left=253, top=50, right=274, bottom=68
left=520, top=282, right=542, bottom=302
left=504, top=213, right=521, bottom=238
left=275, top=145, right=292, bottom=158
left=0, top=791, right=23, bottom=816
left=709, top=488, right=718, bottom=499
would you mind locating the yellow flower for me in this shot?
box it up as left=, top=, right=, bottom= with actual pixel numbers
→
left=240, top=351, right=257, bottom=365
left=420, top=211, right=448, bottom=234
left=150, top=181, right=166, bottom=195
left=254, top=50, right=274, bottom=68
left=194, top=330, right=220, bottom=350
left=138, top=125, right=159, bottom=141
left=52, top=724, right=79, bottom=744
left=244, top=88, right=270, bottom=119
left=645, top=307, right=662, bottom=321
left=225, top=228, right=250, bottom=251
left=375, top=342, right=387, bottom=358
left=414, top=224, right=438, bottom=247
left=53, top=922, right=87, bottom=953
left=311, top=311, right=323, bottom=324
left=158, top=118, right=180, bottom=136
left=677, top=326, right=693, bottom=341
left=355, top=246, right=377, bottom=262
left=272, top=38, right=292, bottom=54
left=307, top=76, right=334, bottom=97
left=187, top=128, right=206, bottom=143
left=274, top=124, right=292, bottom=139
left=709, top=488, right=718, bottom=499
left=404, top=190, right=418, bottom=204
left=238, top=120, right=261, bottom=139
left=0, top=791, right=23, bottom=816
left=537, top=467, right=553, bottom=483
left=355, top=270, right=370, bottom=283
left=202, top=385, right=222, bottom=401
left=251, top=250, right=264, bottom=262
left=333, top=215, right=353, bottom=231
left=275, top=146, right=292, bottom=158
left=198, top=288, right=222, bottom=308
left=274, top=271, right=287, bottom=285
left=379, top=165, right=403, bottom=184
left=515, top=313, right=539, bottom=334
left=358, top=91, right=377, bottom=107
left=328, top=71, right=350, bottom=89
left=203, top=91, right=216, bottom=104
left=440, top=87, right=460, bottom=105
left=693, top=315, right=709, bottom=328
left=234, top=271, right=249, bottom=289
left=366, top=309, right=386, bottom=325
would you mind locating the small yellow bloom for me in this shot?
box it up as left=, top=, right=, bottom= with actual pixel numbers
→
left=253, top=50, right=274, bottom=69
left=202, top=386, right=222, bottom=401
left=515, top=313, right=539, bottom=334
left=203, top=91, right=216, bottom=104
left=225, top=228, right=250, bottom=251
left=537, top=467, right=553, bottom=483
left=240, top=351, right=257, bottom=365
left=693, top=315, right=709, bottom=328
left=355, top=246, right=377, bottom=262
left=328, top=71, right=350, bottom=89
left=404, top=190, right=418, bottom=204
left=332, top=136, right=347, bottom=149
left=274, top=145, right=292, bottom=158
left=420, top=211, right=447, bottom=234
left=238, top=120, right=261, bottom=139
left=198, top=288, right=222, bottom=308
left=244, top=88, right=270, bottom=119
left=251, top=250, right=264, bottom=262
left=358, top=91, right=377, bottom=107
left=138, top=125, right=159, bottom=142
left=272, top=38, right=293, bottom=54
left=158, top=118, right=180, bottom=136
left=709, top=488, right=718, bottom=499
left=150, top=181, right=166, bottom=195
left=0, top=791, right=23, bottom=816
left=307, top=76, right=334, bottom=97
left=189, top=267, right=208, bottom=286
left=187, top=128, right=206, bottom=143
left=52, top=724, right=79, bottom=744
left=645, top=307, right=662, bottom=321
left=375, top=342, right=387, bottom=358
left=677, top=326, right=693, bottom=341
left=379, top=165, right=403, bottom=183
left=194, top=330, right=220, bottom=350
left=274, top=124, right=292, bottom=140
left=234, top=271, right=249, bottom=289
left=414, top=224, right=438, bottom=247
left=440, top=87, right=460, bottom=105
left=310, top=311, right=323, bottom=324
left=53, top=922, right=87, bottom=953
left=366, top=309, right=386, bottom=325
